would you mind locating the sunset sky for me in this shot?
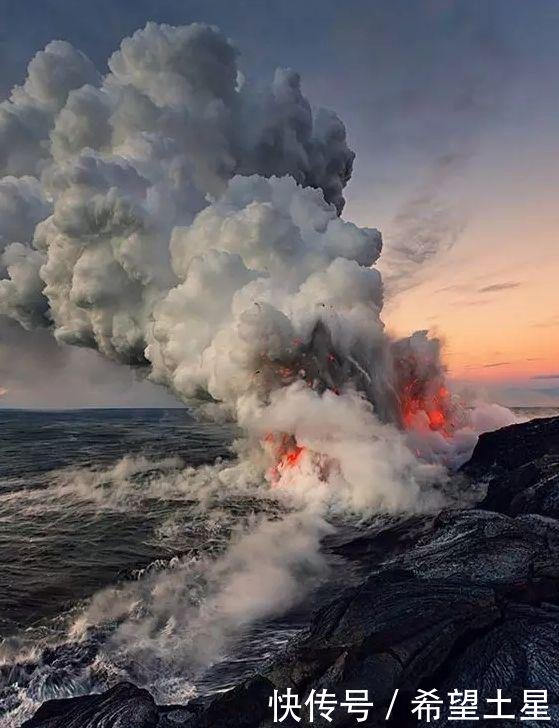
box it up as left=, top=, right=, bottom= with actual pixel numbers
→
left=371, top=141, right=559, bottom=405
left=0, top=0, right=558, bottom=407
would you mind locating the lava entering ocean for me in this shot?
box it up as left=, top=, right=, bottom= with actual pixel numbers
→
left=392, top=331, right=463, bottom=438
left=400, top=383, right=453, bottom=434
left=264, top=433, right=307, bottom=483
left=0, top=20, right=517, bottom=500
left=260, top=328, right=466, bottom=485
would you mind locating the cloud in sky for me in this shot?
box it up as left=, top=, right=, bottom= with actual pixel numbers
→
left=435, top=278, right=521, bottom=297
left=477, top=281, right=521, bottom=293
left=531, top=315, right=559, bottom=329
left=452, top=298, right=494, bottom=308
left=381, top=153, right=468, bottom=294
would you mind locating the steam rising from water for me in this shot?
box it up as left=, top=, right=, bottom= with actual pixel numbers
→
left=0, top=21, right=517, bottom=725
left=0, top=20, right=513, bottom=466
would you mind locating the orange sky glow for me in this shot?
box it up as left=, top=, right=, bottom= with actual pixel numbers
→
left=348, top=147, right=559, bottom=406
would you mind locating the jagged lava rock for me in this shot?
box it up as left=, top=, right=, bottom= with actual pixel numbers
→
left=22, top=417, right=559, bottom=727
left=21, top=683, right=158, bottom=728
left=465, top=416, right=559, bottom=517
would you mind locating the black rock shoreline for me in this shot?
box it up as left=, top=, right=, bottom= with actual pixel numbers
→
left=21, top=416, right=559, bottom=727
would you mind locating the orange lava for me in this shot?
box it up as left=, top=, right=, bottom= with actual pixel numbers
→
left=401, top=382, right=453, bottom=435
left=284, top=443, right=305, bottom=467
left=263, top=432, right=307, bottom=483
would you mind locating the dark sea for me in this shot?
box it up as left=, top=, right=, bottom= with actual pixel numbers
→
left=0, top=409, right=234, bottom=635
left=0, top=408, right=317, bottom=726
left=0, top=406, right=557, bottom=726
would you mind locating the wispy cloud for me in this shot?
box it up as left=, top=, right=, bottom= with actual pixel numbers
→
left=531, top=315, right=559, bottom=329
left=451, top=297, right=494, bottom=307
left=483, top=361, right=510, bottom=368
left=531, top=373, right=559, bottom=380
left=435, top=282, right=469, bottom=294
left=477, top=281, right=521, bottom=293
left=383, top=154, right=467, bottom=295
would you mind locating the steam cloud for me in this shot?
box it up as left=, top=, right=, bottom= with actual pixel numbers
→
left=0, top=19, right=522, bottom=512
left=0, top=21, right=515, bottom=496
left=0, top=24, right=520, bottom=721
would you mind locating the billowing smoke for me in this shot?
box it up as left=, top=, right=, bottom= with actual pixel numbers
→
left=0, top=21, right=513, bottom=505
left=0, top=25, right=521, bottom=720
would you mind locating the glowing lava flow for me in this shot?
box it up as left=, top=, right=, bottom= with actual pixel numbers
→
left=260, top=331, right=463, bottom=486
left=400, top=382, right=454, bottom=436
left=263, top=432, right=307, bottom=484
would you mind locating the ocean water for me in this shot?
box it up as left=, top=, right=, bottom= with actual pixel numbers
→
left=511, top=406, right=559, bottom=420
left=1, top=406, right=557, bottom=726
left=0, top=409, right=310, bottom=725
left=0, top=409, right=235, bottom=635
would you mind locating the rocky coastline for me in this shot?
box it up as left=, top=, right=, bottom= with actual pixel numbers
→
left=22, top=416, right=559, bottom=727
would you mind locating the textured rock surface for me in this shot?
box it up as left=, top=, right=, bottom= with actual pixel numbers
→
left=467, top=415, right=559, bottom=518
left=23, top=417, right=559, bottom=727
left=464, top=416, right=559, bottom=476
left=21, top=683, right=159, bottom=727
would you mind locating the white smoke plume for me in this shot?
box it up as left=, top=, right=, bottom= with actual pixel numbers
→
left=0, top=20, right=515, bottom=498
left=0, top=25, right=521, bottom=721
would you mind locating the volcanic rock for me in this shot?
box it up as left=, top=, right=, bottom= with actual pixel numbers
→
left=22, top=416, right=559, bottom=728
left=21, top=682, right=159, bottom=728
left=466, top=415, right=559, bottom=517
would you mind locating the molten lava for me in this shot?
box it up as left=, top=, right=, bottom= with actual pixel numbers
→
left=400, top=381, right=453, bottom=436
left=263, top=432, right=307, bottom=483
left=259, top=329, right=459, bottom=483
